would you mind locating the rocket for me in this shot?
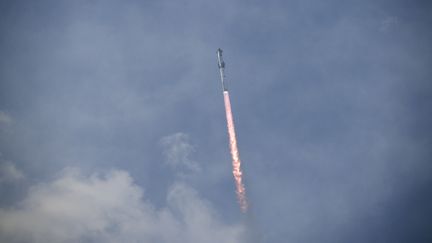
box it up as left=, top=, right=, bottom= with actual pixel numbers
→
left=216, top=48, right=248, bottom=212
left=217, top=48, right=227, bottom=91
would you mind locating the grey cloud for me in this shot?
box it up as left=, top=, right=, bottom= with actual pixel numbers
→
left=0, top=168, right=244, bottom=243
left=0, top=159, right=24, bottom=183
left=160, top=132, right=200, bottom=173
left=380, top=16, right=399, bottom=32
left=0, top=111, right=12, bottom=126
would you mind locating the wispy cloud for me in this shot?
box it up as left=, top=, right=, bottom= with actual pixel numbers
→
left=0, top=111, right=13, bottom=126
left=160, top=132, right=201, bottom=174
left=0, top=159, right=24, bottom=184
left=380, top=16, right=398, bottom=32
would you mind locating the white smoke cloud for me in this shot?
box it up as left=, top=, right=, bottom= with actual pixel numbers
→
left=0, top=168, right=244, bottom=243
left=160, top=132, right=201, bottom=173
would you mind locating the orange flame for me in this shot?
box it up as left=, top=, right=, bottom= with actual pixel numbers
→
left=223, top=91, right=248, bottom=213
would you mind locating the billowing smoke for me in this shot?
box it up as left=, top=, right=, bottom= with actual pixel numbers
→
left=0, top=168, right=245, bottom=243
left=223, top=90, right=248, bottom=213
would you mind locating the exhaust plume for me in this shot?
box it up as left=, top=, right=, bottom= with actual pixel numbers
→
left=223, top=90, right=248, bottom=213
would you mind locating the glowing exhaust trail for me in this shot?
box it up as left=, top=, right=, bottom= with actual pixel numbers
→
left=224, top=90, right=248, bottom=212
left=217, top=48, right=248, bottom=213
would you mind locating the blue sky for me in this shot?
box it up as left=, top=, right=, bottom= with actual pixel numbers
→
left=0, top=0, right=431, bottom=242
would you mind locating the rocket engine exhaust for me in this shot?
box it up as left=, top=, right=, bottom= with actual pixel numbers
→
left=224, top=90, right=248, bottom=212
left=217, top=48, right=248, bottom=213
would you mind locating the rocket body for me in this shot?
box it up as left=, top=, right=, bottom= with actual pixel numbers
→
left=217, top=48, right=227, bottom=91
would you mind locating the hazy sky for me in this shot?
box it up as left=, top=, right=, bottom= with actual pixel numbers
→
left=1, top=0, right=431, bottom=242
